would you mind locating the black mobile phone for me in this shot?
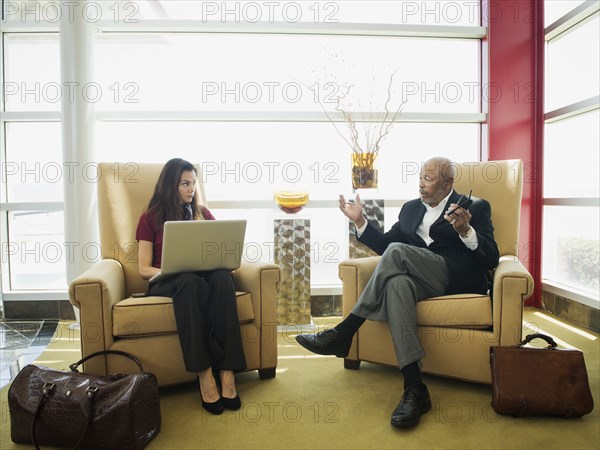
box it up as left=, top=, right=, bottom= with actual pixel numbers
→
left=448, top=190, right=473, bottom=216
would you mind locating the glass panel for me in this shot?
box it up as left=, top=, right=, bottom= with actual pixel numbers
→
left=546, top=14, right=600, bottom=111
left=96, top=121, right=479, bottom=201
left=545, top=0, right=586, bottom=28
left=4, top=122, right=64, bottom=202
left=7, top=211, right=67, bottom=290
left=543, top=206, right=599, bottom=297
left=95, top=33, right=479, bottom=113
left=4, top=34, right=61, bottom=112
left=544, top=110, right=599, bottom=198
left=132, top=0, right=480, bottom=25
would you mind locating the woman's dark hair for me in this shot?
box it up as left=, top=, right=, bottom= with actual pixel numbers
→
left=146, top=158, right=203, bottom=227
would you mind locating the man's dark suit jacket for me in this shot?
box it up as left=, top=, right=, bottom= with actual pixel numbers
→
left=357, top=190, right=500, bottom=295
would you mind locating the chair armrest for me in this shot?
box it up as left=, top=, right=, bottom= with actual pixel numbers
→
left=233, top=261, right=281, bottom=368
left=233, top=261, right=281, bottom=323
left=69, top=259, right=126, bottom=357
left=338, top=256, right=380, bottom=316
left=233, top=261, right=281, bottom=310
left=492, top=255, right=534, bottom=345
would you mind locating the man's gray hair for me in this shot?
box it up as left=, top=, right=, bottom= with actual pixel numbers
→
left=426, top=157, right=456, bottom=181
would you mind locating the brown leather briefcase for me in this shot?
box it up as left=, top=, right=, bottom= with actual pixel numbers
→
left=490, top=333, right=594, bottom=417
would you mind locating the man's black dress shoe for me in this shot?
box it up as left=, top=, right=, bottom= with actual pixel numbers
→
left=390, top=385, right=432, bottom=428
left=295, top=329, right=351, bottom=357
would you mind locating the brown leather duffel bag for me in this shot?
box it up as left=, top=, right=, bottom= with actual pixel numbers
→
left=9, top=350, right=161, bottom=449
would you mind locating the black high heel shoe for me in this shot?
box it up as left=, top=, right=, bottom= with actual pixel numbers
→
left=214, top=370, right=242, bottom=410
left=199, top=374, right=224, bottom=415
left=221, top=395, right=241, bottom=411
left=201, top=397, right=225, bottom=415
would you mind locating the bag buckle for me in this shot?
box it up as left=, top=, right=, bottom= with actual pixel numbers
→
left=42, top=383, right=55, bottom=395
left=85, top=386, right=99, bottom=397
left=109, top=373, right=127, bottom=381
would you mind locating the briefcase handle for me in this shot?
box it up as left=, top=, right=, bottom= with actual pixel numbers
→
left=519, top=333, right=558, bottom=349
left=69, top=349, right=145, bottom=373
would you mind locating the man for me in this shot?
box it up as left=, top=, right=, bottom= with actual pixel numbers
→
left=296, top=157, right=500, bottom=428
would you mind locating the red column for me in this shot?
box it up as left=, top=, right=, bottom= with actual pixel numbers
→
left=483, top=0, right=544, bottom=307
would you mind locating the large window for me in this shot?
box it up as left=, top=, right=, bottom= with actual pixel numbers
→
left=543, top=1, right=600, bottom=305
left=1, top=31, right=63, bottom=293
left=1, top=1, right=484, bottom=299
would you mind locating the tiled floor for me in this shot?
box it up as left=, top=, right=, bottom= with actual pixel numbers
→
left=0, top=320, right=59, bottom=390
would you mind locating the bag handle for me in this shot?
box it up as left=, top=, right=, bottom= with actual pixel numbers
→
left=69, top=349, right=145, bottom=373
left=519, top=333, right=558, bottom=349
left=32, top=350, right=143, bottom=449
left=31, top=382, right=98, bottom=450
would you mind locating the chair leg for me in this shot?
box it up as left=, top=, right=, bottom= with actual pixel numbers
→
left=344, top=359, right=361, bottom=370
left=258, top=367, right=276, bottom=379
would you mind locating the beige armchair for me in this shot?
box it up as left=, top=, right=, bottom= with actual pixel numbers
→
left=69, top=163, right=280, bottom=386
left=339, top=160, right=534, bottom=384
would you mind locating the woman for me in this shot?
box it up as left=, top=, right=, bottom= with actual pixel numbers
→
left=136, top=158, right=245, bottom=415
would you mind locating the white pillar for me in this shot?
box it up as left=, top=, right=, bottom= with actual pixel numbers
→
left=60, top=1, right=98, bottom=290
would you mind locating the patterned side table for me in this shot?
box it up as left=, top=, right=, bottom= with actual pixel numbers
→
left=273, top=219, right=311, bottom=325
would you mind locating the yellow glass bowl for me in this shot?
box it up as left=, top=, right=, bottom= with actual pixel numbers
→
left=274, top=191, right=309, bottom=214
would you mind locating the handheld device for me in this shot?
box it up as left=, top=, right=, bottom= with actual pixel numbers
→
left=448, top=190, right=473, bottom=216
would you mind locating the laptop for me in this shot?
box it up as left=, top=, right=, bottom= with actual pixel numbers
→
left=149, top=219, right=247, bottom=283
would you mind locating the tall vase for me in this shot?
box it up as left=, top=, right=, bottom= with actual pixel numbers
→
left=351, top=152, right=378, bottom=190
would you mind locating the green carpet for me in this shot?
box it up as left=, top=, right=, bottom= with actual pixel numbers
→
left=1, top=309, right=598, bottom=449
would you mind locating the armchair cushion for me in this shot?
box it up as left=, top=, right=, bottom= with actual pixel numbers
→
left=416, top=294, right=492, bottom=329
left=112, top=291, right=255, bottom=338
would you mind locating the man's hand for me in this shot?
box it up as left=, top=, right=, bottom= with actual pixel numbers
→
left=339, top=194, right=366, bottom=228
left=444, top=203, right=472, bottom=237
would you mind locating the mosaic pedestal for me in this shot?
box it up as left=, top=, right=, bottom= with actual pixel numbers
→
left=349, top=200, right=384, bottom=258
left=274, top=219, right=311, bottom=325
